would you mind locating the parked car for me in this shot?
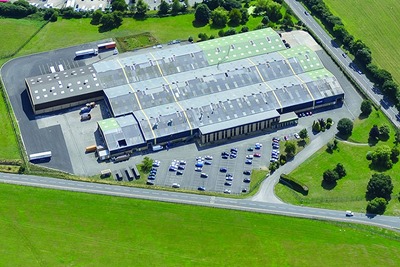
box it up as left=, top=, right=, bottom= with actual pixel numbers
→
left=241, top=188, right=248, bottom=193
left=198, top=186, right=206, bottom=191
left=224, top=189, right=231, bottom=194
left=253, top=153, right=261, bottom=157
left=231, top=148, right=238, bottom=153
left=176, top=170, right=183, bottom=175
left=243, top=178, right=251, bottom=183
left=225, top=176, right=233, bottom=181
left=294, top=133, right=300, bottom=139
left=178, top=165, right=185, bottom=170
left=179, top=160, right=186, bottom=165
left=200, top=173, right=208, bottom=178
left=245, top=159, right=253, bottom=164
left=195, top=167, right=203, bottom=172
left=172, top=183, right=180, bottom=188
left=205, top=155, right=213, bottom=160
left=148, top=175, right=156, bottom=180
left=246, top=155, right=254, bottom=159
left=224, top=181, right=232, bottom=186
left=222, top=155, right=229, bottom=159
left=247, top=147, right=254, bottom=151
left=221, top=151, right=229, bottom=156
left=220, top=167, right=227, bottom=172
left=230, top=153, right=237, bottom=159
left=204, top=160, right=212, bottom=165
left=243, top=170, right=251, bottom=175
left=169, top=166, right=177, bottom=171
left=146, top=180, right=155, bottom=185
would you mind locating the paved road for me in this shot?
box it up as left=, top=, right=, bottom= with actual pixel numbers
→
left=0, top=173, right=399, bottom=231
left=285, top=0, right=400, bottom=127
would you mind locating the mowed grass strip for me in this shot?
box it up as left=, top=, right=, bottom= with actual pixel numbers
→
left=324, top=0, right=400, bottom=83
left=0, top=87, right=20, bottom=160
left=18, top=15, right=262, bottom=57
left=0, top=183, right=399, bottom=266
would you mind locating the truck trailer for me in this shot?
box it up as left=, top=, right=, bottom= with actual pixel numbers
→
left=75, top=48, right=98, bottom=57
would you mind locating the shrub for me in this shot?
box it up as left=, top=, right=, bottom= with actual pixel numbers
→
left=366, top=197, right=387, bottom=215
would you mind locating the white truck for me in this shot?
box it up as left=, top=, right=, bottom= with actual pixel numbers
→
left=75, top=48, right=98, bottom=58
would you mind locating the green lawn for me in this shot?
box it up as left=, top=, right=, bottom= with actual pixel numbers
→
left=350, top=109, right=397, bottom=143
left=275, top=112, right=400, bottom=215
left=324, top=0, right=400, bottom=83
left=0, top=183, right=399, bottom=266
left=0, top=86, right=20, bottom=160
left=0, top=18, right=46, bottom=59
left=17, top=15, right=262, bottom=57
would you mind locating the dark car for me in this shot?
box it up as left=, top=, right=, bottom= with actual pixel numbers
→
left=242, top=188, right=248, bottom=193
left=247, top=147, right=254, bottom=151
left=230, top=153, right=237, bottom=159
left=198, top=186, right=206, bottom=191
left=224, top=181, right=232, bottom=186
left=178, top=165, right=185, bottom=170
left=243, top=170, right=251, bottom=175
left=220, top=167, right=227, bottom=172
left=146, top=180, right=155, bottom=185
left=243, top=178, right=251, bottom=183
left=221, top=151, right=229, bottom=156
left=176, top=170, right=183, bottom=175
left=148, top=175, right=156, bottom=180
left=245, top=159, right=253, bottom=164
left=231, top=148, right=238, bottom=153
left=200, top=173, right=208, bottom=178
left=204, top=160, right=212, bottom=165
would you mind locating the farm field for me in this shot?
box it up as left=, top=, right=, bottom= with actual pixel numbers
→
left=275, top=110, right=400, bottom=215
left=1, top=183, right=400, bottom=266
left=324, top=0, right=400, bottom=83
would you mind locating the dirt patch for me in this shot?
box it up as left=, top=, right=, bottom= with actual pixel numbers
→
left=116, top=33, right=159, bottom=53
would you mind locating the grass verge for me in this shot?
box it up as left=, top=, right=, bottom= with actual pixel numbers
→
left=0, top=182, right=399, bottom=266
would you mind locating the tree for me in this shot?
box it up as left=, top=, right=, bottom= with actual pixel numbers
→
left=194, top=3, right=211, bottom=24
left=391, top=146, right=400, bottom=162
left=135, top=0, right=148, bottom=18
left=203, top=0, right=223, bottom=10
left=171, top=0, right=182, bottom=15
left=284, top=141, right=296, bottom=158
left=91, top=9, right=103, bottom=25
left=222, top=0, right=241, bottom=11
left=381, top=80, right=398, bottom=98
left=228, top=8, right=241, bottom=26
left=369, top=125, right=380, bottom=140
left=50, top=11, right=58, bottom=22
left=323, top=169, right=339, bottom=184
left=366, top=173, right=393, bottom=201
left=111, top=0, right=128, bottom=12
left=140, top=156, right=153, bottom=173
left=299, top=128, right=308, bottom=140
left=395, top=128, right=400, bottom=145
left=261, top=15, right=270, bottom=25
left=337, top=118, right=353, bottom=135
left=370, top=145, right=393, bottom=169
left=379, top=124, right=390, bottom=139
left=158, top=0, right=170, bottom=15
left=43, top=8, right=56, bottom=20
left=326, top=141, right=335, bottom=152
left=265, top=2, right=282, bottom=22
left=334, top=163, right=346, bottom=178
left=312, top=120, right=321, bottom=132
left=240, top=8, right=249, bottom=24
left=366, top=197, right=387, bottom=215
left=360, top=99, right=372, bottom=116
left=211, top=7, right=228, bottom=28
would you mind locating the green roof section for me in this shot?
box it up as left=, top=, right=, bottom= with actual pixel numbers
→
left=304, top=68, right=334, bottom=81
left=97, top=118, right=120, bottom=133
left=197, top=28, right=285, bottom=65
left=279, top=45, right=323, bottom=72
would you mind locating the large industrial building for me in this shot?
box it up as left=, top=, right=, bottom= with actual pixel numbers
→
left=25, top=28, right=344, bottom=157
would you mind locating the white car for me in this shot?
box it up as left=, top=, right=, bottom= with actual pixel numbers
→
left=172, top=183, right=180, bottom=188
left=345, top=210, right=354, bottom=217
left=224, top=189, right=231, bottom=194
left=205, top=155, right=213, bottom=160
left=246, top=155, right=254, bottom=159
left=294, top=133, right=300, bottom=139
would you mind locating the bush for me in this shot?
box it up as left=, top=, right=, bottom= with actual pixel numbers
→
left=366, top=151, right=373, bottom=160
left=366, top=197, right=387, bottom=215
left=327, top=118, right=333, bottom=124
left=280, top=174, right=309, bottom=195
left=323, top=169, right=339, bottom=183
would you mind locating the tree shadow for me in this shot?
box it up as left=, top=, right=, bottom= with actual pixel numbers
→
left=227, top=21, right=240, bottom=28
left=358, top=113, right=370, bottom=120
left=379, top=134, right=390, bottom=142
left=336, top=132, right=351, bottom=141
left=321, top=180, right=337, bottom=190
left=368, top=162, right=391, bottom=173
left=192, top=20, right=208, bottom=28
left=368, top=136, right=379, bottom=146
left=325, top=148, right=334, bottom=154
left=297, top=139, right=306, bottom=148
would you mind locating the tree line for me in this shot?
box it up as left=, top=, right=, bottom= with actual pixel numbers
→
left=300, top=0, right=400, bottom=113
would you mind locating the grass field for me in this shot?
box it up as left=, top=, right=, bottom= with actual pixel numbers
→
left=17, top=15, right=262, bottom=57
left=1, top=183, right=400, bottom=266
left=275, top=110, right=400, bottom=215
left=324, top=0, right=400, bottom=83
left=0, top=86, right=20, bottom=160
left=0, top=18, right=46, bottom=59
